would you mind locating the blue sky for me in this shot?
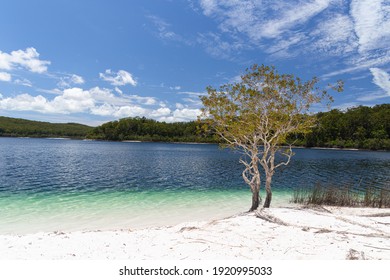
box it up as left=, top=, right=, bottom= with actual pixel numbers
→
left=0, top=0, right=389, bottom=126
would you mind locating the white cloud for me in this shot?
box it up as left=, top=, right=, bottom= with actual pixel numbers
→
left=0, top=93, right=49, bottom=113
left=149, top=107, right=172, bottom=118
left=357, top=92, right=389, bottom=102
left=370, top=68, right=390, bottom=96
left=159, top=108, right=202, bottom=122
left=52, top=88, right=95, bottom=114
left=0, top=86, right=194, bottom=121
left=70, top=74, right=85, bottom=84
left=148, top=15, right=177, bottom=40
left=265, top=32, right=307, bottom=58
left=112, top=106, right=148, bottom=118
left=169, top=85, right=181, bottom=90
left=200, top=0, right=331, bottom=41
left=197, top=32, right=245, bottom=60
left=177, top=91, right=207, bottom=96
left=99, top=69, right=137, bottom=86
left=196, top=1, right=341, bottom=59
left=355, top=68, right=390, bottom=101
left=173, top=108, right=201, bottom=120
left=114, top=87, right=123, bottom=95
left=0, top=47, right=50, bottom=73
left=175, top=103, right=184, bottom=109
left=322, top=50, right=390, bottom=78
left=197, top=0, right=390, bottom=75
left=0, top=72, right=11, bottom=82
left=310, top=14, right=358, bottom=55
left=14, top=78, right=32, bottom=87
left=147, top=15, right=192, bottom=45
left=129, top=95, right=158, bottom=105
left=350, top=0, right=390, bottom=53
left=57, top=74, right=85, bottom=88
left=334, top=102, right=359, bottom=111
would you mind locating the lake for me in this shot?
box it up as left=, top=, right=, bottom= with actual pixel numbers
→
left=0, top=137, right=389, bottom=234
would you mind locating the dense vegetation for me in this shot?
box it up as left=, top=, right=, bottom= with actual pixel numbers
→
left=87, top=104, right=389, bottom=150
left=300, top=104, right=390, bottom=150
left=0, top=116, right=93, bottom=138
left=1, top=104, right=389, bottom=149
left=87, top=116, right=214, bottom=143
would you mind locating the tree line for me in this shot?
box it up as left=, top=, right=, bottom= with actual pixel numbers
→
left=86, top=116, right=214, bottom=143
left=86, top=104, right=389, bottom=150
left=302, top=104, right=390, bottom=150
left=1, top=104, right=389, bottom=150
left=0, top=116, right=93, bottom=138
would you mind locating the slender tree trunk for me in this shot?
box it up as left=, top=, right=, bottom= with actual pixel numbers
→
left=263, top=175, right=272, bottom=208
left=249, top=187, right=260, bottom=211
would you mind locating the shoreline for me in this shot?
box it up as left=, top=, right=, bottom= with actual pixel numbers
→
left=1, top=205, right=389, bottom=260
left=2, top=136, right=389, bottom=151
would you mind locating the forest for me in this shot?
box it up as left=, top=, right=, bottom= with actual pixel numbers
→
left=1, top=104, right=389, bottom=150
left=87, top=104, right=390, bottom=150
left=302, top=104, right=390, bottom=150
left=86, top=116, right=213, bottom=143
left=0, top=116, right=93, bottom=138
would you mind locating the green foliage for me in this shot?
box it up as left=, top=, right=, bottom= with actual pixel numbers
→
left=87, top=116, right=215, bottom=143
left=0, top=116, right=93, bottom=138
left=200, top=64, right=343, bottom=209
left=200, top=65, right=342, bottom=149
left=305, top=104, right=390, bottom=150
left=1, top=103, right=389, bottom=149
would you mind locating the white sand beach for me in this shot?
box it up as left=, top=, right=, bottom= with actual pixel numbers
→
left=0, top=206, right=389, bottom=260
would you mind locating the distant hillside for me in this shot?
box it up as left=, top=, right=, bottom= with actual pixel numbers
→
left=0, top=116, right=93, bottom=138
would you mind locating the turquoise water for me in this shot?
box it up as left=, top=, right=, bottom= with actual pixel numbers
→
left=0, top=138, right=389, bottom=234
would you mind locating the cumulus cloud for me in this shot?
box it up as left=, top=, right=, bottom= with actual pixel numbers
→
left=99, top=69, right=137, bottom=86
left=159, top=108, right=202, bottom=122
left=0, top=86, right=201, bottom=122
left=0, top=47, right=50, bottom=73
left=0, top=72, right=11, bottom=82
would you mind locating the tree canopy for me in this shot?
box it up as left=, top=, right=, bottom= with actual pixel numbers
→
left=86, top=116, right=214, bottom=143
left=200, top=64, right=343, bottom=209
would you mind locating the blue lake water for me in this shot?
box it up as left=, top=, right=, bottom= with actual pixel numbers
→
left=0, top=137, right=389, bottom=234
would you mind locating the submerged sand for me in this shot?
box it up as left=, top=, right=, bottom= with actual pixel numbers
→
left=0, top=206, right=389, bottom=260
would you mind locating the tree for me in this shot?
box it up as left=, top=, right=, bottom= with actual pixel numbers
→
left=200, top=64, right=343, bottom=210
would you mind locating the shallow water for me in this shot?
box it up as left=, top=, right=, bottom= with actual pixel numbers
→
left=0, top=138, right=389, bottom=234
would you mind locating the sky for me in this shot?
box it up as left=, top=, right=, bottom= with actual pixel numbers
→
left=0, top=0, right=389, bottom=126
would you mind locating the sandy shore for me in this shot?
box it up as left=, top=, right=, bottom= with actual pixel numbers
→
left=1, top=205, right=389, bottom=260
